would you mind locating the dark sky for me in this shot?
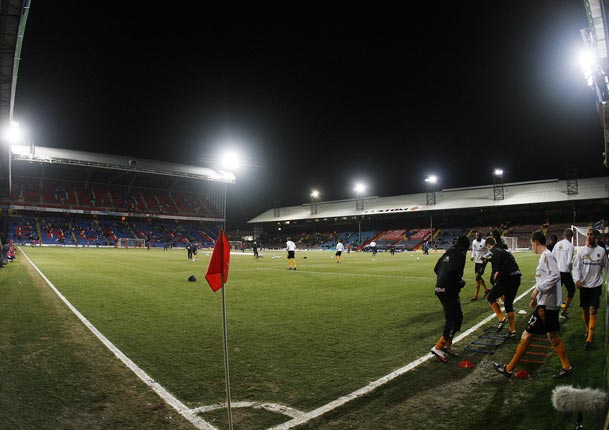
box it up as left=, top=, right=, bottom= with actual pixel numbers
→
left=13, top=2, right=608, bottom=226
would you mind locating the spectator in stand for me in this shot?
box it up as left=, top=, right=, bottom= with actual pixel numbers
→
left=7, top=240, right=15, bottom=261
left=552, top=228, right=575, bottom=319
left=573, top=228, right=609, bottom=350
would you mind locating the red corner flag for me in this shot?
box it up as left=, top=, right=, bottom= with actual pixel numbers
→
left=205, top=231, right=230, bottom=292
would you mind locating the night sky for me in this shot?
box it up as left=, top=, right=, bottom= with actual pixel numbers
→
left=13, top=2, right=608, bottom=226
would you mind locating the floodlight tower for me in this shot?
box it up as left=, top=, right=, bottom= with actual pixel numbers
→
left=580, top=2, right=609, bottom=167
left=424, top=175, right=438, bottom=246
left=310, top=189, right=320, bottom=215
left=424, top=175, right=437, bottom=205
left=354, top=182, right=367, bottom=211
left=354, top=182, right=367, bottom=243
left=493, top=168, right=505, bottom=200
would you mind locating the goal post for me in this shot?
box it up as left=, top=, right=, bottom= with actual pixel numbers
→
left=228, top=240, right=243, bottom=250
left=571, top=225, right=588, bottom=249
left=502, top=236, right=518, bottom=252
left=116, top=238, right=146, bottom=248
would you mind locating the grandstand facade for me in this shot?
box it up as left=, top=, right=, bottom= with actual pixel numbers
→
left=0, top=145, right=234, bottom=248
left=247, top=177, right=609, bottom=251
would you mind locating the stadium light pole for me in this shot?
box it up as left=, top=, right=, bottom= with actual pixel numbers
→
left=424, top=175, right=438, bottom=247
left=310, top=189, right=320, bottom=215
left=354, top=182, right=367, bottom=243
left=493, top=168, right=504, bottom=201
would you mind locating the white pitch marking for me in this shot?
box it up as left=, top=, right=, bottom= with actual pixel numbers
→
left=267, top=284, right=537, bottom=430
left=193, top=402, right=304, bottom=419
left=256, top=267, right=437, bottom=280
left=256, top=267, right=534, bottom=285
left=20, top=248, right=218, bottom=430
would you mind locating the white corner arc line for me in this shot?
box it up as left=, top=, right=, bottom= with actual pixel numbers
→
left=267, top=284, right=537, bottom=430
left=19, top=248, right=218, bottom=430
left=193, top=402, right=304, bottom=419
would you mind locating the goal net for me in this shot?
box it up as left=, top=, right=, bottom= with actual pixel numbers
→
left=502, top=236, right=518, bottom=252
left=116, top=238, right=146, bottom=248
left=228, top=240, right=243, bottom=250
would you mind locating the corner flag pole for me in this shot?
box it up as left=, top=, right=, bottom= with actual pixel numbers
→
left=221, top=272, right=234, bottom=430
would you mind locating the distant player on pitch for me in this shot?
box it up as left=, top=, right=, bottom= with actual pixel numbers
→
left=286, top=237, right=297, bottom=270
left=470, top=231, right=490, bottom=301
left=335, top=239, right=344, bottom=263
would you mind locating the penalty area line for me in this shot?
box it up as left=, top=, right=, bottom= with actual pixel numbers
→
left=19, top=248, right=218, bottom=430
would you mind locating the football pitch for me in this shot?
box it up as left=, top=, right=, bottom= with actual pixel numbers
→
left=4, top=246, right=607, bottom=429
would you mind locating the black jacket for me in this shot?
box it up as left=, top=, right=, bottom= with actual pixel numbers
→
left=488, top=246, right=520, bottom=283
left=434, top=246, right=466, bottom=296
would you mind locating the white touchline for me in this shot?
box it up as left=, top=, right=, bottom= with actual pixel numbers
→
left=20, top=248, right=218, bottom=430
left=266, top=284, right=537, bottom=430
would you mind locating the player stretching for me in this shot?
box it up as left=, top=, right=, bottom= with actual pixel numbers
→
left=494, top=231, right=573, bottom=378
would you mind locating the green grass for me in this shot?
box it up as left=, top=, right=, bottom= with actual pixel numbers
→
left=3, top=246, right=607, bottom=429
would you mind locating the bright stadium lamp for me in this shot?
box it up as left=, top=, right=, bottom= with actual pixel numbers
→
left=353, top=182, right=367, bottom=195
left=578, top=49, right=598, bottom=88
left=424, top=175, right=438, bottom=205
left=493, top=168, right=505, bottom=200
left=310, top=189, right=320, bottom=215
left=424, top=175, right=437, bottom=184
left=220, top=150, right=241, bottom=171
left=2, top=121, right=23, bottom=144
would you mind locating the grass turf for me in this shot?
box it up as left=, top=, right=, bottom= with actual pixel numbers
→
left=3, top=246, right=606, bottom=429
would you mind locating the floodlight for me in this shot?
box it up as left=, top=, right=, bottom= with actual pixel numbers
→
left=220, top=150, right=241, bottom=171
left=494, top=168, right=503, bottom=176
left=310, top=190, right=320, bottom=199
left=578, top=49, right=598, bottom=88
left=3, top=121, right=23, bottom=144
left=425, top=175, right=438, bottom=184
left=353, top=182, right=366, bottom=195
